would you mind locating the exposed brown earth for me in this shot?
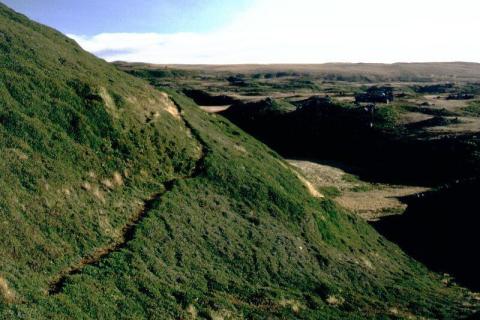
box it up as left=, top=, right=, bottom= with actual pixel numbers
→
left=199, top=105, right=231, bottom=113
left=288, top=160, right=429, bottom=221
left=0, top=277, right=16, bottom=303
left=407, top=95, right=471, bottom=112
left=336, top=187, right=428, bottom=221
left=427, top=117, right=480, bottom=134
left=397, top=112, right=434, bottom=125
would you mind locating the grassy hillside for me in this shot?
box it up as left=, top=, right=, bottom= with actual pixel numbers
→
left=0, top=3, right=479, bottom=319
left=0, top=0, right=201, bottom=312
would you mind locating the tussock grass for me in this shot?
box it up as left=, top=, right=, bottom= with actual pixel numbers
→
left=0, top=277, right=15, bottom=303
left=0, top=3, right=478, bottom=319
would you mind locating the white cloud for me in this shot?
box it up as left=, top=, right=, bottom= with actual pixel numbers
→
left=69, top=0, right=480, bottom=63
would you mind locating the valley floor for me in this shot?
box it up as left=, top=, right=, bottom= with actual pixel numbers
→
left=288, top=160, right=429, bottom=221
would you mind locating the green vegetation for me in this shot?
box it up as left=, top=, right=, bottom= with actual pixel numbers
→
left=341, top=175, right=375, bottom=193
left=318, top=186, right=342, bottom=198
left=373, top=106, right=400, bottom=131
left=399, top=105, right=459, bottom=117
left=222, top=98, right=296, bottom=121
left=0, top=0, right=201, bottom=313
left=462, top=101, right=480, bottom=116
left=0, top=3, right=479, bottom=319
left=342, top=173, right=362, bottom=183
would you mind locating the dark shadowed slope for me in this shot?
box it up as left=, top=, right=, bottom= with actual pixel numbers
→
left=220, top=97, right=480, bottom=186
left=374, top=179, right=480, bottom=292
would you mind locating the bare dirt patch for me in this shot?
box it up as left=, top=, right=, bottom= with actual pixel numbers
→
left=199, top=105, right=231, bottom=113
left=0, top=277, right=16, bottom=303
left=99, top=87, right=116, bottom=112
left=112, top=172, right=124, bottom=186
left=277, top=160, right=323, bottom=198
left=127, top=91, right=181, bottom=123
left=326, top=295, right=345, bottom=306
left=335, top=96, right=356, bottom=103
left=158, top=92, right=181, bottom=119
left=408, top=95, right=470, bottom=112
left=279, top=299, right=303, bottom=313
left=398, top=112, right=434, bottom=125
left=233, top=144, right=247, bottom=154
left=295, top=173, right=324, bottom=198
left=288, top=160, right=359, bottom=191
left=336, top=187, right=428, bottom=221
left=288, top=160, right=428, bottom=220
left=186, top=304, right=198, bottom=319
left=427, top=116, right=480, bottom=134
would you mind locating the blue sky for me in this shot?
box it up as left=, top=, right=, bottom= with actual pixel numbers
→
left=3, top=0, right=254, bottom=35
left=3, top=0, right=480, bottom=63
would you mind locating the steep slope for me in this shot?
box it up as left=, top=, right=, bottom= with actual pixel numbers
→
left=374, top=178, right=480, bottom=292
left=0, top=0, right=201, bottom=309
left=0, top=3, right=479, bottom=319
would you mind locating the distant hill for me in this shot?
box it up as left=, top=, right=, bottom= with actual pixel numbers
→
left=114, top=61, right=480, bottom=82
left=1, top=3, right=479, bottom=319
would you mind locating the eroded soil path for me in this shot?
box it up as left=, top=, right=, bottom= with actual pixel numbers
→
left=48, top=99, right=206, bottom=295
left=48, top=189, right=168, bottom=295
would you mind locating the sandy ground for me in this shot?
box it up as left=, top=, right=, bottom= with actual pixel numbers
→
left=397, top=112, right=434, bottom=125
left=288, top=160, right=429, bottom=221
left=427, top=116, right=480, bottom=134
left=334, top=96, right=356, bottom=103
left=335, top=187, right=427, bottom=221
left=408, top=95, right=471, bottom=112
left=199, top=105, right=231, bottom=113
